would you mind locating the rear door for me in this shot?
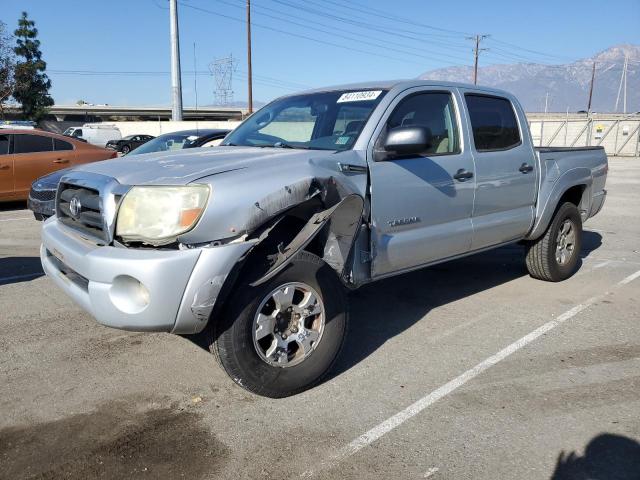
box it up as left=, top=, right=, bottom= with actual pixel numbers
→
left=462, top=92, right=537, bottom=249
left=13, top=133, right=67, bottom=196
left=367, top=87, right=476, bottom=277
left=0, top=134, right=14, bottom=198
left=53, top=137, right=77, bottom=165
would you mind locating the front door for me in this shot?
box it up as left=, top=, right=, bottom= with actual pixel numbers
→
left=368, top=88, right=476, bottom=277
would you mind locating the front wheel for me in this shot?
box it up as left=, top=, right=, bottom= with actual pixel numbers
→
left=525, top=202, right=582, bottom=282
left=209, top=251, right=347, bottom=398
left=121, top=144, right=131, bottom=155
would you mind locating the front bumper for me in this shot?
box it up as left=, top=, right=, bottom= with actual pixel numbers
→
left=41, top=218, right=254, bottom=334
left=27, top=188, right=56, bottom=220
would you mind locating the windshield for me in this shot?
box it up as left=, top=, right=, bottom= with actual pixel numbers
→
left=223, top=89, right=387, bottom=150
left=122, top=135, right=136, bottom=140
left=129, top=133, right=200, bottom=155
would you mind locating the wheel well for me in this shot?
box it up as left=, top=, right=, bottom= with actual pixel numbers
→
left=559, top=184, right=585, bottom=208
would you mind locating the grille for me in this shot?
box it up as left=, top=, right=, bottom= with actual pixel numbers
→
left=57, top=182, right=107, bottom=242
left=30, top=188, right=56, bottom=202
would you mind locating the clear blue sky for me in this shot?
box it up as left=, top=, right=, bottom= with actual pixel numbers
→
left=2, top=0, right=639, bottom=106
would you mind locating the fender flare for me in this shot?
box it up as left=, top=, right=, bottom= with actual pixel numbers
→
left=526, top=167, right=592, bottom=240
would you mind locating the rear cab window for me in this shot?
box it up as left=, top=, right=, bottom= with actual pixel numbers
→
left=465, top=94, right=521, bottom=151
left=14, top=134, right=54, bottom=154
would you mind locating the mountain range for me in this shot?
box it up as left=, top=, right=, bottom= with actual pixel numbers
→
left=420, top=44, right=639, bottom=113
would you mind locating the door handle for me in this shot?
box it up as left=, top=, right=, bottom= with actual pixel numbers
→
left=453, top=169, right=474, bottom=181
left=337, top=162, right=367, bottom=174
left=0, top=164, right=9, bottom=170
left=53, top=159, right=69, bottom=164
left=519, top=163, right=534, bottom=173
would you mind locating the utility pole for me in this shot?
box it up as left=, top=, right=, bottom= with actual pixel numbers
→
left=614, top=55, right=628, bottom=113
left=544, top=92, right=550, bottom=113
left=169, top=0, right=183, bottom=121
left=623, top=56, right=628, bottom=114
left=246, top=0, right=253, bottom=114
left=467, top=34, right=489, bottom=85
left=586, top=61, right=596, bottom=113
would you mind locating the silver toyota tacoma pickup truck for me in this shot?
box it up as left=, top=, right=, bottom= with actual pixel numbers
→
left=41, top=80, right=607, bottom=397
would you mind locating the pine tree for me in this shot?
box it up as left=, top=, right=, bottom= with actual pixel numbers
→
left=0, top=21, right=16, bottom=119
left=13, top=12, right=53, bottom=121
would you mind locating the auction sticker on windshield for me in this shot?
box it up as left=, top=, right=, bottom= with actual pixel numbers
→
left=337, top=90, right=382, bottom=103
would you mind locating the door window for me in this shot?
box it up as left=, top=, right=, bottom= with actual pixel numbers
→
left=14, top=134, right=54, bottom=154
left=54, top=138, right=74, bottom=151
left=385, top=92, right=460, bottom=155
left=465, top=94, right=521, bottom=151
left=0, top=135, right=9, bottom=155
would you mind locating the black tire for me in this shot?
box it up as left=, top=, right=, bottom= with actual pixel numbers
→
left=525, top=202, right=582, bottom=282
left=208, top=251, right=347, bottom=398
left=121, top=144, right=131, bottom=155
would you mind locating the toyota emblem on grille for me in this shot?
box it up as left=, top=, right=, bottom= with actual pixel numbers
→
left=69, top=196, right=82, bottom=217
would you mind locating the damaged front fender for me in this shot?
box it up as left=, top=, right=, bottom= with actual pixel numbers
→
left=172, top=241, right=256, bottom=334
left=250, top=194, right=365, bottom=286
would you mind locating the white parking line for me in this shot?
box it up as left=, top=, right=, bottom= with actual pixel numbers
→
left=301, top=268, right=640, bottom=478
left=593, top=260, right=613, bottom=269
left=619, top=269, right=640, bottom=285
left=0, top=272, right=43, bottom=283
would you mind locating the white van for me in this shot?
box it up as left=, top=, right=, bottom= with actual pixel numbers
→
left=63, top=124, right=121, bottom=147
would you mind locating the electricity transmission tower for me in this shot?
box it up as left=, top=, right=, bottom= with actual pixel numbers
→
left=467, top=34, right=489, bottom=85
left=210, top=55, right=236, bottom=106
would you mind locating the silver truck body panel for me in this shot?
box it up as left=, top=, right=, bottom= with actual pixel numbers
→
left=41, top=79, right=608, bottom=333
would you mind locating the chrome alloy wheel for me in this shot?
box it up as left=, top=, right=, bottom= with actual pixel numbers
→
left=252, top=282, right=325, bottom=368
left=555, top=219, right=576, bottom=265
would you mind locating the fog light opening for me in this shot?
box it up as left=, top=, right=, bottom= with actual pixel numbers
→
left=109, top=275, right=150, bottom=314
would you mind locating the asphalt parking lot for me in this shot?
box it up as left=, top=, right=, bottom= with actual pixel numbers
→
left=1, top=157, right=639, bottom=480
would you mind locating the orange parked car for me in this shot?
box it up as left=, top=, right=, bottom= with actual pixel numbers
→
left=0, top=128, right=117, bottom=202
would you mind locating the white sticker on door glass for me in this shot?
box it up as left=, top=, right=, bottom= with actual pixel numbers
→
left=337, top=90, right=382, bottom=103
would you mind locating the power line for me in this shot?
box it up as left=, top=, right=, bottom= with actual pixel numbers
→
left=316, top=0, right=472, bottom=37
left=177, top=1, right=460, bottom=67
left=47, top=69, right=306, bottom=93
left=269, top=0, right=471, bottom=52
left=316, top=0, right=575, bottom=64
left=211, top=0, right=471, bottom=65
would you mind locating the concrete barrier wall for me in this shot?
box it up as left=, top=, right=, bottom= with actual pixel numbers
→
left=527, top=113, right=640, bottom=157
left=110, top=120, right=242, bottom=137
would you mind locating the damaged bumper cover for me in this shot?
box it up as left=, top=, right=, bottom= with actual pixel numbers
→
left=41, top=218, right=254, bottom=334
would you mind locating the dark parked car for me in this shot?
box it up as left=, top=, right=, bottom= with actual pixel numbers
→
left=106, top=134, right=154, bottom=155
left=127, top=129, right=230, bottom=155
left=28, top=128, right=231, bottom=220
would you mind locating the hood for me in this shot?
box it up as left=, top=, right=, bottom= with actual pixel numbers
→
left=71, top=146, right=334, bottom=185
left=34, top=167, right=73, bottom=188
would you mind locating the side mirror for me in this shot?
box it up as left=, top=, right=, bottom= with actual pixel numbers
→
left=383, top=126, right=432, bottom=156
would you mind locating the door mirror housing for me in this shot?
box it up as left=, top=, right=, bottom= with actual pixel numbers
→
left=383, top=126, right=432, bottom=156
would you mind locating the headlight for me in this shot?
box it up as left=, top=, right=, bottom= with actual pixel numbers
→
left=116, top=185, right=210, bottom=245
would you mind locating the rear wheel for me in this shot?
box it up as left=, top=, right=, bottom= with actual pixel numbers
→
left=209, top=251, right=347, bottom=398
left=525, top=202, right=582, bottom=282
